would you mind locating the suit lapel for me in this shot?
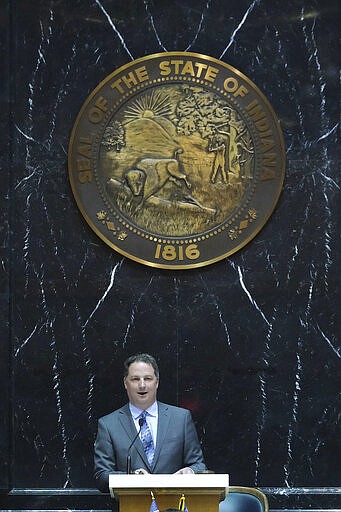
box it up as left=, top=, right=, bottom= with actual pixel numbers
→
left=118, top=404, right=149, bottom=468
left=152, top=402, right=170, bottom=470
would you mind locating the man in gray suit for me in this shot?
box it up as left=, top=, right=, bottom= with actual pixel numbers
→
left=94, top=353, right=206, bottom=492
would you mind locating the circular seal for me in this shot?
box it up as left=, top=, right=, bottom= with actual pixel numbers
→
left=68, top=52, right=285, bottom=269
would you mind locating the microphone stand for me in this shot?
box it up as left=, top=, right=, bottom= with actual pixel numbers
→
left=126, top=417, right=144, bottom=474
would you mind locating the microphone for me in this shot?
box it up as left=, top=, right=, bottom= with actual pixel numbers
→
left=126, top=417, right=144, bottom=474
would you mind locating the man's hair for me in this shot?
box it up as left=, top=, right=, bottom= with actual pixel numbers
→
left=161, top=509, right=179, bottom=512
left=124, top=353, right=159, bottom=379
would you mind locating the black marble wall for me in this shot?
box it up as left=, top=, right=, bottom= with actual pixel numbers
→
left=1, top=0, right=340, bottom=510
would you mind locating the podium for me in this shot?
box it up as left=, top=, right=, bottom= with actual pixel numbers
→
left=109, top=473, right=229, bottom=512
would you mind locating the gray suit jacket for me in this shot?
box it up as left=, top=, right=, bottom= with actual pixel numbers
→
left=94, top=401, right=206, bottom=492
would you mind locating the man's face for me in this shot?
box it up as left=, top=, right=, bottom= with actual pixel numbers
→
left=124, top=361, right=159, bottom=410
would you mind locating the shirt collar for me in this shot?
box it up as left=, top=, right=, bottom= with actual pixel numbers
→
left=129, top=401, right=158, bottom=419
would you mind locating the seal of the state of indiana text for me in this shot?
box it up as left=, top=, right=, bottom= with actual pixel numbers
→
left=68, top=52, right=285, bottom=269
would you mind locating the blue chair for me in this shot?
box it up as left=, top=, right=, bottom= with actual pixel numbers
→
left=219, top=486, right=269, bottom=512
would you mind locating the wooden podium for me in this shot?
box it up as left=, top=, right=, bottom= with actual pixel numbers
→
left=109, top=473, right=229, bottom=512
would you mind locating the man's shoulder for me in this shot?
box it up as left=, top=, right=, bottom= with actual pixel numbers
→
left=99, top=403, right=129, bottom=423
left=158, top=401, right=191, bottom=416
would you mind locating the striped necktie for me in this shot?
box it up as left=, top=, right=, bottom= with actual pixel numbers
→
left=140, top=411, right=154, bottom=465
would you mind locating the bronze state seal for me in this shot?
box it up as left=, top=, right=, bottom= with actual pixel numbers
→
left=68, top=52, right=285, bottom=269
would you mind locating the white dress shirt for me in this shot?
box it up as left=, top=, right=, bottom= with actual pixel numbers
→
left=129, top=401, right=158, bottom=446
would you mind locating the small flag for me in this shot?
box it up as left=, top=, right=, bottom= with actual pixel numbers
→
left=179, top=494, right=189, bottom=512
left=150, top=491, right=159, bottom=512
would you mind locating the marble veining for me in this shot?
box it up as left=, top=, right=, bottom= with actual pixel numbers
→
left=1, top=0, right=340, bottom=509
